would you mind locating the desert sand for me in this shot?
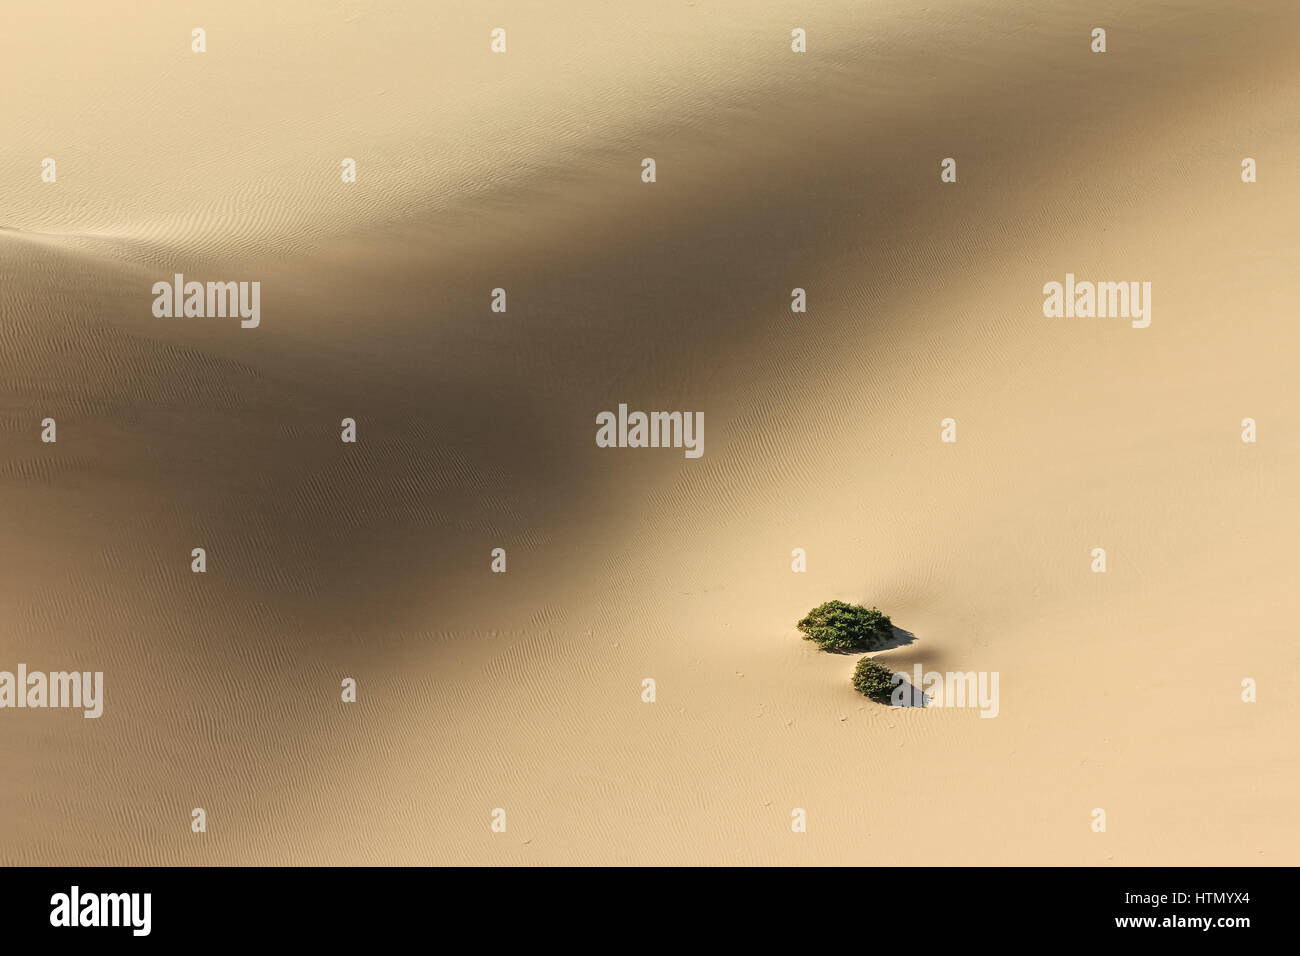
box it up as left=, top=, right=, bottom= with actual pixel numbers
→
left=1, top=0, right=1298, bottom=865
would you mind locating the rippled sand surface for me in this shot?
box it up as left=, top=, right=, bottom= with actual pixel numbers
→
left=2, top=0, right=1297, bottom=864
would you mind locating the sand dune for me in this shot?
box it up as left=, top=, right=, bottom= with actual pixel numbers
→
left=2, top=0, right=1298, bottom=865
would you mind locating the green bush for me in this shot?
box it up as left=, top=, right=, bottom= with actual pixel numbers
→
left=852, top=657, right=898, bottom=703
left=796, top=600, right=893, bottom=653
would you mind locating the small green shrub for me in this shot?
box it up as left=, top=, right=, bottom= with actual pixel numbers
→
left=796, top=600, right=893, bottom=653
left=852, top=657, right=897, bottom=703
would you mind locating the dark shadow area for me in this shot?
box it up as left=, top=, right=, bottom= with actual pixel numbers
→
left=825, top=624, right=916, bottom=654
left=886, top=670, right=932, bottom=708
left=878, top=625, right=917, bottom=653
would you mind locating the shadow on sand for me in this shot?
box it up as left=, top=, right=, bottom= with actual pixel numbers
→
left=825, top=624, right=917, bottom=654
left=831, top=626, right=933, bottom=706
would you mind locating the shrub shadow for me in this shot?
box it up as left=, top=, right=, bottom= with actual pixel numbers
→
left=885, top=670, right=932, bottom=708
left=825, top=624, right=917, bottom=655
